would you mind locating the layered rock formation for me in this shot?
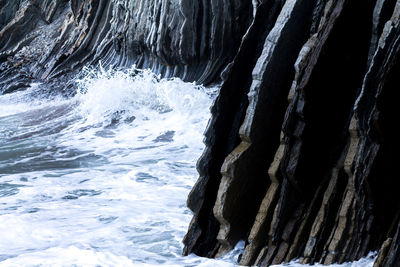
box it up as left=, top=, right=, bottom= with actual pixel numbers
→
left=1, top=0, right=400, bottom=266
left=0, top=0, right=252, bottom=94
left=184, top=0, right=400, bottom=266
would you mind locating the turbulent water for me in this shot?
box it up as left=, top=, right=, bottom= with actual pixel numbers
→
left=0, top=67, right=375, bottom=266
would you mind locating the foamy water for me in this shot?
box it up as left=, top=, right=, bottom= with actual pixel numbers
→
left=0, top=67, right=375, bottom=266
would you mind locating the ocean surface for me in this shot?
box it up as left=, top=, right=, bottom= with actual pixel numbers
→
left=0, top=67, right=376, bottom=266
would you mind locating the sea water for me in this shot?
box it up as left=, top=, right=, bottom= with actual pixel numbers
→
left=0, top=67, right=375, bottom=266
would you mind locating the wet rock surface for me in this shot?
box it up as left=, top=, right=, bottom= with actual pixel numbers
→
left=2, top=0, right=400, bottom=266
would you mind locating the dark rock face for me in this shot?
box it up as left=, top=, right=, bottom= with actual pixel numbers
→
left=184, top=0, right=400, bottom=266
left=0, top=0, right=252, bottom=94
left=2, top=0, right=400, bottom=266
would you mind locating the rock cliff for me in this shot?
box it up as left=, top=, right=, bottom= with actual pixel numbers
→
left=1, top=0, right=400, bottom=266
left=0, top=0, right=252, bottom=93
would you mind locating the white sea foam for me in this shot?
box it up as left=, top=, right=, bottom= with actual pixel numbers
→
left=0, top=66, right=233, bottom=266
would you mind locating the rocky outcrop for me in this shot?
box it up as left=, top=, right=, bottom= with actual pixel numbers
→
left=0, top=0, right=252, bottom=94
left=2, top=0, right=400, bottom=266
left=184, top=0, right=400, bottom=266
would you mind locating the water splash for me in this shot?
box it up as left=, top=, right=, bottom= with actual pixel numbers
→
left=0, top=66, right=234, bottom=266
left=75, top=66, right=215, bottom=127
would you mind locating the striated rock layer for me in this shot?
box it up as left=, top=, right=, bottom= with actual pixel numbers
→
left=184, top=0, right=400, bottom=266
left=0, top=0, right=252, bottom=94
left=2, top=0, right=400, bottom=266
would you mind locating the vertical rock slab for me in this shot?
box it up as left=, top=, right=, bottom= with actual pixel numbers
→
left=354, top=2, right=400, bottom=266
left=213, top=0, right=316, bottom=256
left=183, top=0, right=283, bottom=257
left=269, top=0, right=375, bottom=264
